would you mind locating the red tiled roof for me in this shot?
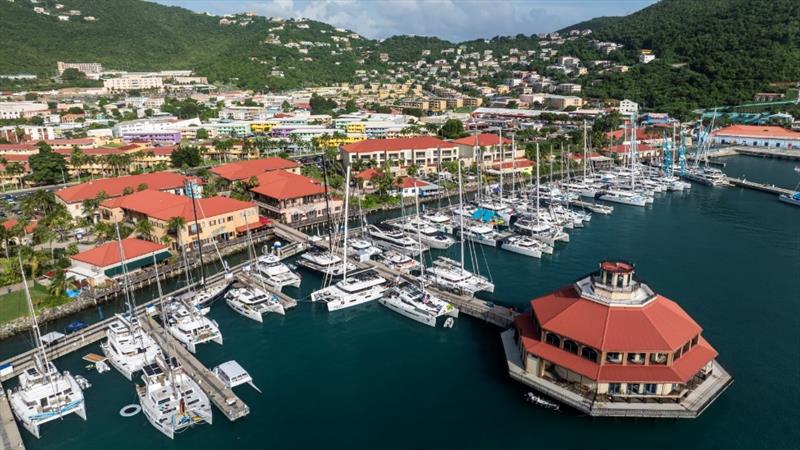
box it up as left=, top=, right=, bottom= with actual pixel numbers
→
left=55, top=172, right=188, bottom=203
left=605, top=129, right=659, bottom=141
left=451, top=133, right=512, bottom=146
left=250, top=170, right=326, bottom=200
left=0, top=154, right=31, bottom=162
left=397, top=177, right=431, bottom=189
left=713, top=124, right=800, bottom=140
left=235, top=216, right=271, bottom=233
left=210, top=157, right=299, bottom=181
left=491, top=158, right=534, bottom=170
left=44, top=138, right=94, bottom=147
left=603, top=144, right=658, bottom=154
left=101, top=190, right=255, bottom=222
left=71, top=238, right=167, bottom=268
left=356, top=167, right=380, bottom=181
left=601, top=261, right=634, bottom=273
left=0, top=144, right=37, bottom=152
left=1, top=219, right=37, bottom=234
left=341, top=136, right=453, bottom=154
left=530, top=285, right=702, bottom=352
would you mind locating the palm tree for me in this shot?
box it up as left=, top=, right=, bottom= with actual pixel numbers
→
left=166, top=216, right=187, bottom=252
left=33, top=224, right=57, bottom=264
left=5, top=162, right=24, bottom=189
left=0, top=225, right=10, bottom=259
left=134, top=219, right=153, bottom=240
left=48, top=269, right=69, bottom=298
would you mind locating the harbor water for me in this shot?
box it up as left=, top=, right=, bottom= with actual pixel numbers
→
left=6, top=155, right=800, bottom=450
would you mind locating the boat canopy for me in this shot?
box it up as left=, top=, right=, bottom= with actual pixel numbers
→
left=471, top=208, right=497, bottom=223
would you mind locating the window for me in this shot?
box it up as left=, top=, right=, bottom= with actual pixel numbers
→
left=606, top=352, right=622, bottom=364
left=609, top=383, right=621, bottom=395
left=563, top=340, right=579, bottom=355
left=627, top=383, right=641, bottom=395
left=581, top=347, right=598, bottom=362
left=644, top=383, right=657, bottom=395
left=545, top=332, right=560, bottom=347
left=227, top=216, right=233, bottom=222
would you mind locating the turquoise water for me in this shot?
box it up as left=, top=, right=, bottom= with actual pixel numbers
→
left=8, top=155, right=800, bottom=450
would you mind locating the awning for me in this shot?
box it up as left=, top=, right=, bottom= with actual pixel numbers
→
left=103, top=250, right=171, bottom=278
left=236, top=216, right=272, bottom=233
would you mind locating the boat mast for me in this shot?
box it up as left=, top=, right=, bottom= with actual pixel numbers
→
left=341, top=167, right=351, bottom=280
left=498, top=127, right=503, bottom=200
left=630, top=115, right=636, bottom=191
left=457, top=159, right=465, bottom=272
left=113, top=220, right=135, bottom=317
left=535, top=143, right=541, bottom=225
left=319, top=142, right=334, bottom=251
left=18, top=256, right=49, bottom=374
left=583, top=119, right=588, bottom=180
left=185, top=180, right=206, bottom=284
left=414, top=186, right=425, bottom=289
left=151, top=253, right=178, bottom=399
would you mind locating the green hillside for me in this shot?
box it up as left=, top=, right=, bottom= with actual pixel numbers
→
left=564, top=0, right=800, bottom=114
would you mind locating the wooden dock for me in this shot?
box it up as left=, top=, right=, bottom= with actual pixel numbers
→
left=272, top=222, right=518, bottom=328
left=0, top=387, right=24, bottom=450
left=140, top=316, right=250, bottom=422
left=727, top=178, right=794, bottom=196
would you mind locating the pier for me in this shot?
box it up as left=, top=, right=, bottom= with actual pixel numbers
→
left=139, top=317, right=250, bottom=422
left=726, top=178, right=794, bottom=196
left=0, top=388, right=24, bottom=450
left=272, top=222, right=518, bottom=328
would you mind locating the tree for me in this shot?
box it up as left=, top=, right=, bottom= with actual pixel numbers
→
left=407, top=164, right=420, bottom=177
left=166, top=216, right=187, bottom=251
left=134, top=219, right=153, bottom=239
left=48, top=269, right=69, bottom=298
left=170, top=145, right=203, bottom=168
left=310, top=94, right=338, bottom=115
left=439, top=119, right=466, bottom=139
left=4, top=162, right=25, bottom=189
left=137, top=183, right=149, bottom=191
left=195, top=128, right=209, bottom=140
left=344, top=99, right=357, bottom=113
left=33, top=224, right=57, bottom=264
left=60, top=68, right=86, bottom=81
left=29, top=142, right=67, bottom=185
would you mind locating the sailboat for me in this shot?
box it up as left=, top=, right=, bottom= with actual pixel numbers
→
left=310, top=168, right=388, bottom=311
left=380, top=184, right=459, bottom=327
left=425, top=160, right=494, bottom=296
left=137, top=255, right=212, bottom=439
left=600, top=117, right=648, bottom=206
left=101, top=221, right=161, bottom=380
left=8, top=257, right=87, bottom=439
left=684, top=110, right=729, bottom=186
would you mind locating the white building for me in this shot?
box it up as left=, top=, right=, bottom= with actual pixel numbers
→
left=57, top=61, right=103, bottom=79
left=0, top=102, right=49, bottom=120
left=618, top=99, right=639, bottom=117
left=112, top=117, right=201, bottom=137
left=104, top=75, right=164, bottom=91
left=638, top=52, right=656, bottom=64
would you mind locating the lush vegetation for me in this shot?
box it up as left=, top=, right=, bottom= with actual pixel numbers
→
left=565, top=0, right=800, bottom=116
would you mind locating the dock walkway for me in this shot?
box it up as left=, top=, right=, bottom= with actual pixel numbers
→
left=140, top=317, right=249, bottom=422
left=727, top=178, right=794, bottom=195
left=0, top=388, right=24, bottom=450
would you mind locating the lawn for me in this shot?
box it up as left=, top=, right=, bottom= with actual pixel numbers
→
left=0, top=283, right=56, bottom=323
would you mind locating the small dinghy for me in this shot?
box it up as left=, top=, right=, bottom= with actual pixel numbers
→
left=75, top=375, right=92, bottom=389
left=213, top=360, right=261, bottom=393
left=524, top=392, right=560, bottom=411
left=443, top=317, right=455, bottom=328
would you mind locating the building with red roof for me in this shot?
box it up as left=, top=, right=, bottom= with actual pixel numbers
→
left=485, top=158, right=534, bottom=175
left=600, top=143, right=660, bottom=164
left=450, top=133, right=521, bottom=165
left=396, top=176, right=442, bottom=197
left=340, top=137, right=458, bottom=176
left=355, top=167, right=381, bottom=191
left=711, top=124, right=800, bottom=149
left=68, top=238, right=171, bottom=286
left=1, top=219, right=38, bottom=246
left=55, top=171, right=192, bottom=219
left=210, top=157, right=300, bottom=182
left=502, top=261, right=732, bottom=418
left=99, top=190, right=262, bottom=251
left=249, top=170, right=342, bottom=224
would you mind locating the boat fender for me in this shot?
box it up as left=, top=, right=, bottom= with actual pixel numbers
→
left=120, top=404, right=142, bottom=417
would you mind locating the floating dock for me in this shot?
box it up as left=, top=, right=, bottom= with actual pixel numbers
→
left=140, top=317, right=249, bottom=422
left=727, top=177, right=794, bottom=196
left=0, top=387, right=24, bottom=450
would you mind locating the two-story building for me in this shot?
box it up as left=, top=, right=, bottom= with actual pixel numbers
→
left=99, top=190, right=261, bottom=252
left=341, top=137, right=458, bottom=176
left=451, top=133, right=519, bottom=165
left=249, top=170, right=342, bottom=224
left=209, top=157, right=301, bottom=183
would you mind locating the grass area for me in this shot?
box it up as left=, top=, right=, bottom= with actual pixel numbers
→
left=0, top=283, right=67, bottom=323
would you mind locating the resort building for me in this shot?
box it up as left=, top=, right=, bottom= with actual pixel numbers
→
left=210, top=157, right=301, bottom=182
left=341, top=137, right=459, bottom=176
left=67, top=238, right=170, bottom=286
left=502, top=261, right=733, bottom=418
left=249, top=170, right=342, bottom=224
left=711, top=125, right=800, bottom=149
left=451, top=133, right=519, bottom=165
left=99, top=190, right=262, bottom=252
left=396, top=177, right=442, bottom=198
left=55, top=172, right=193, bottom=219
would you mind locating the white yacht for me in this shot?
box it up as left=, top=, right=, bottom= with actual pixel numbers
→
left=424, top=257, right=494, bottom=296
left=512, top=216, right=567, bottom=247
left=212, top=361, right=261, bottom=392
left=423, top=211, right=454, bottom=234
left=562, top=181, right=598, bottom=198
left=367, top=224, right=428, bottom=255
left=165, top=301, right=223, bottom=353
left=599, top=189, right=647, bottom=207
left=397, top=217, right=455, bottom=249
left=310, top=269, right=388, bottom=312
left=380, top=281, right=459, bottom=327
left=348, top=238, right=382, bottom=262
left=374, top=249, right=420, bottom=273
left=254, top=254, right=301, bottom=289
left=101, top=314, right=161, bottom=380
left=501, top=235, right=548, bottom=258
left=460, top=223, right=502, bottom=247
left=137, top=358, right=212, bottom=439
left=8, top=264, right=86, bottom=439
left=224, top=287, right=285, bottom=323
left=684, top=166, right=729, bottom=186
left=296, top=246, right=356, bottom=276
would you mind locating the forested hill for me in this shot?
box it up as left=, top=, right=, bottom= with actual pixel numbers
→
left=564, top=0, right=800, bottom=114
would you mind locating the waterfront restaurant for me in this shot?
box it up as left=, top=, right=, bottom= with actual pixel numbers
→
left=68, top=238, right=170, bottom=286
left=502, top=261, right=733, bottom=418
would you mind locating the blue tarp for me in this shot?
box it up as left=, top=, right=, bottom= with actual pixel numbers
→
left=471, top=208, right=497, bottom=223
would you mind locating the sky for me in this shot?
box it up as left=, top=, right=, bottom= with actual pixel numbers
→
left=150, top=0, right=658, bottom=42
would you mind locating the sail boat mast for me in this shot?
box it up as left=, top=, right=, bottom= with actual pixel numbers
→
left=341, top=168, right=351, bottom=280
left=18, top=256, right=49, bottom=373
left=457, top=160, right=465, bottom=272
left=185, top=180, right=206, bottom=284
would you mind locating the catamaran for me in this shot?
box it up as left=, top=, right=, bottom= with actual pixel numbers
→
left=224, top=287, right=285, bottom=322
left=8, top=259, right=86, bottom=439
left=164, top=301, right=223, bottom=354
left=102, top=221, right=161, bottom=380
left=297, top=245, right=356, bottom=276
left=374, top=249, right=420, bottom=273
left=460, top=222, right=503, bottom=247
left=137, top=254, right=212, bottom=439
left=396, top=217, right=455, bottom=249
left=254, top=253, right=301, bottom=289
left=367, top=223, right=429, bottom=255
left=348, top=237, right=382, bottom=262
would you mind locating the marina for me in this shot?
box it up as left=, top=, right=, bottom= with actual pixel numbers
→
left=0, top=155, right=796, bottom=450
